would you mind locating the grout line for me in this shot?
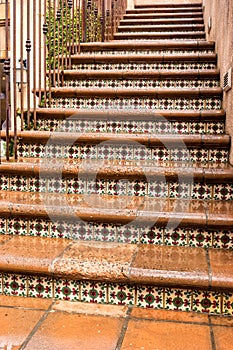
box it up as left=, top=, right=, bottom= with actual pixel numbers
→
left=115, top=306, right=132, bottom=350
left=206, top=248, right=212, bottom=289
left=208, top=316, right=217, bottom=350
left=19, top=300, right=56, bottom=350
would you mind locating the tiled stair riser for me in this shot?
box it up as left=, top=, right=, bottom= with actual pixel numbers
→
left=63, top=78, right=219, bottom=88
left=1, top=217, right=233, bottom=249
left=35, top=118, right=225, bottom=135
left=1, top=273, right=233, bottom=316
left=71, top=63, right=217, bottom=70
left=78, top=49, right=213, bottom=55
left=17, top=143, right=229, bottom=163
left=1, top=174, right=233, bottom=200
left=48, top=97, right=222, bottom=110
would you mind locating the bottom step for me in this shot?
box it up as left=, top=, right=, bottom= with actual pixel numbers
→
left=1, top=295, right=233, bottom=349
left=1, top=236, right=233, bottom=316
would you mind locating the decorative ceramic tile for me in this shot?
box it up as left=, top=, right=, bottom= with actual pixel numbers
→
left=0, top=175, right=9, bottom=190
left=98, top=144, right=115, bottom=159
left=29, top=177, right=47, bottom=192
left=0, top=218, right=6, bottom=235
left=10, top=175, right=28, bottom=192
left=213, top=184, right=233, bottom=201
left=86, top=179, right=106, bottom=195
left=18, top=143, right=30, bottom=157
left=134, top=146, right=152, bottom=161
left=117, top=224, right=140, bottom=244
left=137, top=285, right=163, bottom=309
left=192, top=290, right=221, bottom=314
left=140, top=225, right=163, bottom=245
left=189, top=122, right=205, bottom=134
left=59, top=119, right=75, bottom=132
left=29, top=219, right=50, bottom=237
left=55, top=279, right=79, bottom=301
left=207, top=122, right=224, bottom=134
left=128, top=180, right=147, bottom=196
left=164, top=228, right=188, bottom=246
left=222, top=292, right=233, bottom=316
left=8, top=218, right=28, bottom=236
left=115, top=145, right=134, bottom=160
left=107, top=120, right=122, bottom=133
left=90, top=120, right=106, bottom=133
left=174, top=98, right=190, bottom=110
left=165, top=288, right=192, bottom=311
left=3, top=274, right=27, bottom=297
left=80, top=144, right=98, bottom=159
left=65, top=145, right=79, bottom=159
left=205, top=98, right=222, bottom=110
left=213, top=230, right=233, bottom=250
left=44, top=118, right=60, bottom=131
left=169, top=181, right=191, bottom=199
left=171, top=122, right=188, bottom=134
left=50, top=220, right=72, bottom=239
left=148, top=181, right=168, bottom=198
left=191, top=183, right=212, bottom=200
left=47, top=178, right=66, bottom=193
left=139, top=121, right=154, bottom=134
left=28, top=276, right=53, bottom=298
left=72, top=221, right=93, bottom=240
left=67, top=178, right=86, bottom=194
left=170, top=148, right=190, bottom=162
left=189, top=149, right=208, bottom=163
left=107, top=180, right=127, bottom=196
left=189, top=99, right=205, bottom=110
left=209, top=149, right=229, bottom=163
left=189, top=229, right=212, bottom=248
left=93, top=223, right=116, bottom=242
left=76, top=119, right=90, bottom=133
left=81, top=281, right=107, bottom=303
left=109, top=283, right=135, bottom=306
left=30, top=144, right=44, bottom=158
left=151, top=148, right=169, bottom=162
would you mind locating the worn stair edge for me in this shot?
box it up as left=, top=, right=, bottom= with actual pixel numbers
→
left=119, top=19, right=205, bottom=25
left=123, top=13, right=204, bottom=20
left=4, top=130, right=230, bottom=148
left=113, top=32, right=206, bottom=39
left=0, top=160, right=233, bottom=183
left=41, top=87, right=222, bottom=99
left=60, top=69, right=220, bottom=80
left=35, top=109, right=226, bottom=122
left=0, top=235, right=233, bottom=292
left=117, top=24, right=205, bottom=32
left=134, top=3, right=202, bottom=8
left=79, top=40, right=215, bottom=51
left=126, top=8, right=203, bottom=14
left=0, top=191, right=232, bottom=229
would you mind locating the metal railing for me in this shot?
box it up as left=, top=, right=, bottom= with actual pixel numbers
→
left=0, top=0, right=127, bottom=161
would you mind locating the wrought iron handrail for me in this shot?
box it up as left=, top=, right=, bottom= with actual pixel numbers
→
left=0, top=0, right=127, bottom=161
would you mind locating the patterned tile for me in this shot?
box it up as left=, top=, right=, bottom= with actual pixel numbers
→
left=30, top=144, right=44, bottom=158
left=47, top=178, right=66, bottom=193
left=109, top=283, right=135, bottom=306
left=55, top=279, right=79, bottom=301
left=152, top=148, right=169, bottom=162
left=98, top=144, right=115, bottom=159
left=107, top=179, right=128, bottom=196
left=0, top=175, right=9, bottom=190
left=148, top=181, right=168, bottom=198
left=67, top=178, right=86, bottom=194
left=10, top=175, right=27, bottom=192
left=128, top=180, right=147, bottom=196
left=80, top=144, right=98, bottom=159
left=213, top=230, right=233, bottom=250
left=29, top=219, right=50, bottom=237
left=3, top=274, right=27, bottom=297
left=28, top=276, right=53, bottom=298
left=115, top=145, right=134, bottom=161
left=207, top=122, right=224, bottom=134
left=137, top=285, right=163, bottom=309
left=191, top=183, right=212, bottom=200
left=170, top=148, right=190, bottom=162
left=59, top=120, right=75, bottom=132
left=193, top=290, right=221, bottom=314
left=222, top=292, right=233, bottom=316
left=189, top=229, right=212, bottom=248
left=169, top=182, right=191, bottom=199
left=164, top=228, right=188, bottom=247
left=117, top=224, right=140, bottom=244
left=134, top=146, right=152, bottom=161
left=107, top=120, right=122, bottom=133
left=18, top=143, right=30, bottom=157
left=29, top=177, right=47, bottom=192
left=86, top=179, right=106, bottom=195
left=189, top=122, right=205, bottom=134
left=140, top=225, right=163, bottom=245
left=171, top=122, right=188, bottom=134
left=213, top=184, right=233, bottom=201
left=190, top=149, right=208, bottom=163
left=0, top=218, right=7, bottom=235
left=8, top=218, right=28, bottom=236
left=165, top=288, right=192, bottom=311
left=50, top=220, right=72, bottom=239
left=93, top=223, right=116, bottom=242
left=72, top=221, right=93, bottom=240
left=81, top=281, right=107, bottom=303
left=209, top=149, right=229, bottom=163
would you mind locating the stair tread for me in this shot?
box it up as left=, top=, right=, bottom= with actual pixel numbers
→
left=1, top=235, right=233, bottom=290
left=0, top=190, right=232, bottom=228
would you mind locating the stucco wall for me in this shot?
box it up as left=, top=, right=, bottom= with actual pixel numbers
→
left=203, top=0, right=233, bottom=164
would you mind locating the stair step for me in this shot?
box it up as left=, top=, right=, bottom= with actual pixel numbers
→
left=123, top=13, right=203, bottom=20
left=114, top=31, right=206, bottom=40
left=1, top=159, right=232, bottom=200
left=117, top=24, right=205, bottom=33
left=120, top=18, right=204, bottom=26
left=1, top=236, right=233, bottom=316
left=126, top=8, right=203, bottom=14
left=134, top=3, right=202, bottom=8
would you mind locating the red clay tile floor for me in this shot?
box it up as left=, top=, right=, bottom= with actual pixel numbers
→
left=0, top=295, right=233, bottom=349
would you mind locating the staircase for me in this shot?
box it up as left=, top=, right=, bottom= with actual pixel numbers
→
left=1, top=1, right=233, bottom=318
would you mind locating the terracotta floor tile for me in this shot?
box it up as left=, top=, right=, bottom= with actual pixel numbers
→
left=130, top=245, right=209, bottom=288
left=209, top=249, right=233, bottom=289
left=0, top=295, right=52, bottom=310
left=24, top=312, right=124, bottom=350
left=131, top=308, right=209, bottom=324
left=121, top=320, right=212, bottom=350
left=0, top=306, right=45, bottom=348
left=213, top=326, right=233, bottom=350
left=0, top=236, right=70, bottom=274
left=210, top=315, right=233, bottom=326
